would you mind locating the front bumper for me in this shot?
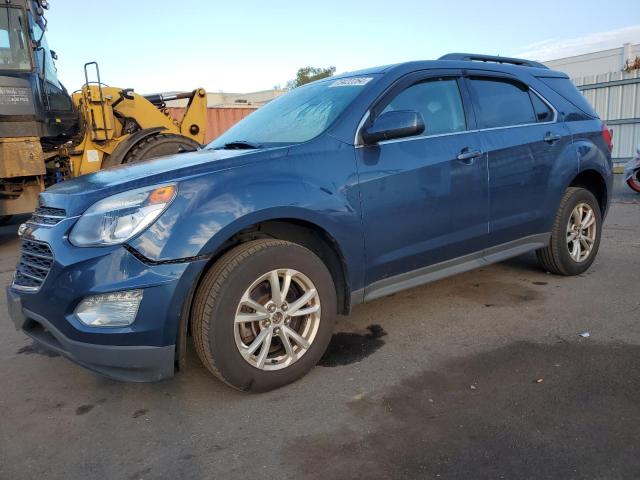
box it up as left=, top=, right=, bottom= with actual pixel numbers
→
left=7, top=286, right=175, bottom=382
left=7, top=214, right=208, bottom=382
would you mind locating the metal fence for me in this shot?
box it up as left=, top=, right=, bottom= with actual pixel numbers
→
left=573, top=70, right=640, bottom=163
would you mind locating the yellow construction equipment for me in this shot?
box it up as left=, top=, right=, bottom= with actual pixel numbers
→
left=1, top=1, right=207, bottom=221
left=63, top=62, right=207, bottom=177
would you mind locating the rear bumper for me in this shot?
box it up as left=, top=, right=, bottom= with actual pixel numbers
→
left=6, top=286, right=175, bottom=382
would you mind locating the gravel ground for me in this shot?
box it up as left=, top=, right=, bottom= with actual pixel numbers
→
left=0, top=175, right=638, bottom=480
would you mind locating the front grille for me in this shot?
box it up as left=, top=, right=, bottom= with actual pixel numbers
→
left=12, top=239, right=54, bottom=291
left=28, top=206, right=67, bottom=226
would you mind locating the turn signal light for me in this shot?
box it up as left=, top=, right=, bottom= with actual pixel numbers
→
left=148, top=185, right=176, bottom=204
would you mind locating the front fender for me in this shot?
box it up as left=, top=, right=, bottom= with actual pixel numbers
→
left=127, top=138, right=364, bottom=290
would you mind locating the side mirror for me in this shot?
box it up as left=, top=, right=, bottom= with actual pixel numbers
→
left=362, top=110, right=425, bottom=145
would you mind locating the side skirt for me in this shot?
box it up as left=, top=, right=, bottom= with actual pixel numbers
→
left=361, top=233, right=550, bottom=303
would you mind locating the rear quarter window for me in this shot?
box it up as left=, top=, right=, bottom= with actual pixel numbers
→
left=537, top=77, right=599, bottom=119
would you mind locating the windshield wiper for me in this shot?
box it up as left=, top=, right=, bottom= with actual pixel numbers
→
left=216, top=140, right=262, bottom=150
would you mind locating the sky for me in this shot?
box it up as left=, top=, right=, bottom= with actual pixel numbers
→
left=43, top=0, right=640, bottom=95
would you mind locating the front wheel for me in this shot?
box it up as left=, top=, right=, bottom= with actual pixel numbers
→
left=536, top=187, right=602, bottom=276
left=191, top=239, right=337, bottom=392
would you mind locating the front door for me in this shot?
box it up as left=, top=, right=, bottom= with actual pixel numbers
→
left=356, top=74, right=489, bottom=298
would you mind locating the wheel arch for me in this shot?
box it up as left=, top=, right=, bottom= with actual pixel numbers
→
left=204, top=217, right=351, bottom=314
left=568, top=169, right=608, bottom=215
left=175, top=217, right=352, bottom=372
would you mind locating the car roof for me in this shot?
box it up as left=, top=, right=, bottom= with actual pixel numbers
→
left=334, top=55, right=568, bottom=80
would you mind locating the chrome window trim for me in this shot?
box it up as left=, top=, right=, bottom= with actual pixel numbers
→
left=372, top=128, right=475, bottom=147
left=353, top=110, right=370, bottom=146
left=354, top=85, right=558, bottom=148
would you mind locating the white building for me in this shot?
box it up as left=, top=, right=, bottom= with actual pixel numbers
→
left=166, top=89, right=286, bottom=109
left=544, top=43, right=640, bottom=163
left=545, top=43, right=639, bottom=78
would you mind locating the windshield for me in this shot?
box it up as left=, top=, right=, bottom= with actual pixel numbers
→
left=208, top=76, right=375, bottom=148
left=0, top=7, right=31, bottom=72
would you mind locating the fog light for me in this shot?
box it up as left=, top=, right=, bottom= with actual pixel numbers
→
left=75, top=290, right=143, bottom=327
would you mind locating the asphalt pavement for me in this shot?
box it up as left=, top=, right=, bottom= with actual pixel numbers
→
left=0, top=175, right=638, bottom=480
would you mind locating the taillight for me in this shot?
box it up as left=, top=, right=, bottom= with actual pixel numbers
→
left=601, top=123, right=613, bottom=152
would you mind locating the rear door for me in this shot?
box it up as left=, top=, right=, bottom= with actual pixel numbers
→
left=356, top=71, right=489, bottom=296
left=465, top=74, right=571, bottom=248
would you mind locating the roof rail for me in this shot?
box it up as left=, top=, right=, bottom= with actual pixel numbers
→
left=439, top=53, right=549, bottom=69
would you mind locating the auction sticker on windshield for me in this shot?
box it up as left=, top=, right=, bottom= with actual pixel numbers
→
left=329, top=77, right=373, bottom=87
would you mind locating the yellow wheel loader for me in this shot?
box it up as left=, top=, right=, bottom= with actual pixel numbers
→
left=0, top=0, right=207, bottom=223
left=65, top=62, right=207, bottom=177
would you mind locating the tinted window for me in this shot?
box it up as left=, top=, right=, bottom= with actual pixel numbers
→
left=538, top=77, right=598, bottom=119
left=45, top=82, right=73, bottom=111
left=469, top=78, right=536, bottom=128
left=530, top=92, right=553, bottom=122
left=0, top=7, right=31, bottom=71
left=382, top=79, right=466, bottom=136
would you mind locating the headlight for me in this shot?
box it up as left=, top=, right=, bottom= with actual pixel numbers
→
left=69, top=184, right=177, bottom=247
left=75, top=290, right=143, bottom=327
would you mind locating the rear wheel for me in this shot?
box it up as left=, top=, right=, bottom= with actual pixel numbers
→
left=192, top=239, right=337, bottom=392
left=123, top=133, right=200, bottom=164
left=536, top=187, right=602, bottom=276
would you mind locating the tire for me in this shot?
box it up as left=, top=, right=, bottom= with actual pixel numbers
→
left=627, top=172, right=640, bottom=193
left=536, top=187, right=602, bottom=276
left=122, top=133, right=200, bottom=164
left=192, top=239, right=337, bottom=392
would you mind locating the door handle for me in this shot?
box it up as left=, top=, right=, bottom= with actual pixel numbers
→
left=457, top=149, right=483, bottom=163
left=544, top=132, right=562, bottom=144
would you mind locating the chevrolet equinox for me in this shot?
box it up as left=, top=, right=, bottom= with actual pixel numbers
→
left=7, top=53, right=613, bottom=391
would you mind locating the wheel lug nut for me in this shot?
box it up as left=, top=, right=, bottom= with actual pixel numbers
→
left=268, top=304, right=276, bottom=313
left=281, top=303, right=288, bottom=311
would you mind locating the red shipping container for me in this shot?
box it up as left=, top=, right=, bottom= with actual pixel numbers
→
left=167, top=107, right=257, bottom=144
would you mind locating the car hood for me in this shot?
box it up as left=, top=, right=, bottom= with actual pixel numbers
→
left=40, top=147, right=286, bottom=216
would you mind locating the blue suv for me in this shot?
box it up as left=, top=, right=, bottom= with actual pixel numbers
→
left=6, top=54, right=613, bottom=391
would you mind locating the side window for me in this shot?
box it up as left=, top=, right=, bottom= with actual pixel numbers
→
left=0, top=7, right=31, bottom=71
left=537, top=76, right=598, bottom=118
left=45, top=82, right=73, bottom=111
left=530, top=92, right=553, bottom=123
left=382, top=78, right=466, bottom=136
left=469, top=78, right=536, bottom=129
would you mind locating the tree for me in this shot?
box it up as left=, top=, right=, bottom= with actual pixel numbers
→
left=287, top=66, right=336, bottom=89
left=624, top=56, right=640, bottom=72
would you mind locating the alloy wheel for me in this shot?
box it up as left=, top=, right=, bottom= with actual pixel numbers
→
left=566, top=202, right=597, bottom=263
left=234, top=269, right=321, bottom=371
